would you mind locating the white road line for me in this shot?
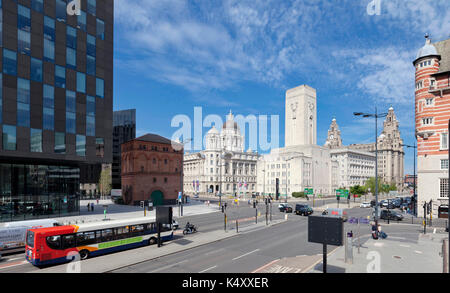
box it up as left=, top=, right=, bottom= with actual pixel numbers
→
left=148, top=260, right=189, bottom=273
left=7, top=257, right=24, bottom=262
left=232, top=249, right=260, bottom=261
left=0, top=260, right=28, bottom=270
left=199, top=265, right=217, bottom=273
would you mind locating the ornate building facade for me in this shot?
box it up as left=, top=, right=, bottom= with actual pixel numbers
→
left=183, top=112, right=259, bottom=197
left=414, top=35, right=450, bottom=217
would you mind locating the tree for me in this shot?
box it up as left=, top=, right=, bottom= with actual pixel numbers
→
left=350, top=185, right=366, bottom=196
left=99, top=166, right=112, bottom=197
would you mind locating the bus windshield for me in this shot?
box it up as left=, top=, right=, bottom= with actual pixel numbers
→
left=26, top=231, right=35, bottom=248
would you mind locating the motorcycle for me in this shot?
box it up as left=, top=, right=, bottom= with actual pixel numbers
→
left=183, top=224, right=197, bottom=235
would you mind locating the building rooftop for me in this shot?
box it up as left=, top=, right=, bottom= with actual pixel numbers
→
left=134, top=134, right=182, bottom=148
left=434, top=38, right=450, bottom=74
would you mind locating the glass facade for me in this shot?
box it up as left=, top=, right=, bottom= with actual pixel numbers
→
left=0, top=164, right=80, bottom=223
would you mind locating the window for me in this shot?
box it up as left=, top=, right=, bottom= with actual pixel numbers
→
left=87, top=0, right=96, bottom=15
left=56, top=0, right=67, bottom=22
left=67, top=26, right=77, bottom=49
left=77, top=72, right=86, bottom=93
left=31, top=129, right=42, bottom=153
left=440, top=178, right=449, bottom=198
left=96, top=138, right=104, bottom=157
left=46, top=235, right=61, bottom=250
left=87, top=34, right=96, bottom=57
left=3, top=49, right=17, bottom=76
left=62, top=234, right=76, bottom=249
left=31, top=0, right=43, bottom=13
left=441, top=159, right=449, bottom=170
left=43, top=85, right=55, bottom=130
left=44, top=39, right=55, bottom=62
left=3, top=125, right=16, bottom=151
left=442, top=133, right=448, bottom=150
left=66, top=112, right=76, bottom=134
left=86, top=96, right=96, bottom=136
left=425, top=98, right=434, bottom=106
left=0, top=73, right=2, bottom=124
left=76, top=232, right=96, bottom=246
left=18, top=29, right=31, bottom=55
left=66, top=91, right=76, bottom=133
left=96, top=19, right=105, bottom=40
left=44, top=16, right=55, bottom=41
left=96, top=78, right=104, bottom=98
left=422, top=117, right=433, bottom=125
left=101, top=229, right=114, bottom=242
left=66, top=47, right=76, bottom=69
left=18, top=5, right=31, bottom=30
left=55, top=66, right=66, bottom=88
left=55, top=132, right=66, bottom=154
left=78, top=10, right=86, bottom=31
left=131, top=225, right=145, bottom=236
left=87, top=55, right=96, bottom=76
left=17, top=79, right=30, bottom=127
left=76, top=135, right=86, bottom=156
left=30, top=58, right=43, bottom=82
left=115, top=227, right=129, bottom=240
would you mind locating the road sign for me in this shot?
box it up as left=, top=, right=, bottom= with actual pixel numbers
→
left=336, top=189, right=349, bottom=198
left=305, top=188, right=314, bottom=195
left=308, top=216, right=344, bottom=246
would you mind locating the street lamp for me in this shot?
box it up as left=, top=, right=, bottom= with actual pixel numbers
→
left=401, top=143, right=417, bottom=216
left=354, top=107, right=388, bottom=225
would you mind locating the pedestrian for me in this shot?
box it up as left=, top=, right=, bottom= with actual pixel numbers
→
left=91, top=202, right=94, bottom=212
left=87, top=203, right=90, bottom=212
left=97, top=199, right=99, bottom=204
left=371, top=222, right=378, bottom=240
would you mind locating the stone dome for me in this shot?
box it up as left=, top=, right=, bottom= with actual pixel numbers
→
left=207, top=126, right=219, bottom=135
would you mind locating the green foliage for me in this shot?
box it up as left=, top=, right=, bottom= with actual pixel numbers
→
left=292, top=192, right=306, bottom=198
left=99, top=166, right=112, bottom=196
left=350, top=185, right=366, bottom=195
left=364, top=177, right=397, bottom=194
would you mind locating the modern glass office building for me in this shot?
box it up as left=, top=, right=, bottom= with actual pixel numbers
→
left=0, top=0, right=113, bottom=222
left=112, top=109, right=135, bottom=189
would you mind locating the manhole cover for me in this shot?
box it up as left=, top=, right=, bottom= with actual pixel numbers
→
left=393, top=256, right=402, bottom=259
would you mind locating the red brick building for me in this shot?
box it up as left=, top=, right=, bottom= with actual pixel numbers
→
left=121, top=134, right=183, bottom=206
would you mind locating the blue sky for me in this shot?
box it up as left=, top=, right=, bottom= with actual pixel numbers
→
left=113, top=0, right=450, bottom=176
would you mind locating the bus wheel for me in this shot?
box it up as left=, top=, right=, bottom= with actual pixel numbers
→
left=149, top=237, right=157, bottom=245
left=79, top=250, right=90, bottom=260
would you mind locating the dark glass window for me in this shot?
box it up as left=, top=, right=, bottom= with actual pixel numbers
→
left=77, top=72, right=86, bottom=93
left=66, top=112, right=76, bottom=134
left=86, top=55, right=96, bottom=76
left=55, top=132, right=66, bottom=154
left=44, top=85, right=55, bottom=108
left=31, top=129, right=42, bottom=153
left=0, top=73, right=2, bottom=124
left=56, top=0, right=67, bottom=22
left=43, top=108, right=54, bottom=131
left=66, top=90, right=76, bottom=113
left=96, top=138, right=104, bottom=157
left=17, top=103, right=30, bottom=127
left=67, top=26, right=77, bottom=49
left=96, top=78, right=104, bottom=98
left=96, top=18, right=105, bottom=40
left=18, top=29, right=31, bottom=55
left=86, top=116, right=95, bottom=137
left=26, top=231, right=35, bottom=248
left=86, top=95, right=96, bottom=116
left=66, top=47, right=76, bottom=69
left=76, top=135, right=86, bottom=156
left=18, top=5, right=31, bottom=31
left=3, top=125, right=17, bottom=151
left=62, top=234, right=76, bottom=249
left=31, top=0, right=44, bottom=13
left=76, top=232, right=96, bottom=246
left=87, top=0, right=96, bottom=16
left=44, top=16, right=55, bottom=41
left=78, top=10, right=86, bottom=31
left=17, top=79, right=30, bottom=127
left=44, top=39, right=55, bottom=62
left=101, top=229, right=114, bottom=242
left=87, top=34, right=96, bottom=57
left=3, top=49, right=17, bottom=76
left=46, top=235, right=61, bottom=250
left=31, top=58, right=43, bottom=82
left=55, top=66, right=66, bottom=88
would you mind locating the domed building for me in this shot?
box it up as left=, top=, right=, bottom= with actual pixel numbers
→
left=183, top=111, right=259, bottom=197
left=413, top=35, right=450, bottom=218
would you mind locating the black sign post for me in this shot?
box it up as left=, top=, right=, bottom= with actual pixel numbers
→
left=156, top=207, right=173, bottom=248
left=308, top=216, right=344, bottom=273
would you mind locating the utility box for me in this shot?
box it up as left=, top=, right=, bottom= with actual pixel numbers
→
left=308, top=216, right=344, bottom=246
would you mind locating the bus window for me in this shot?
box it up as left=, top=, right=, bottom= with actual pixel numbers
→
left=101, top=229, right=114, bottom=242
left=115, top=227, right=129, bottom=239
left=26, top=231, right=35, bottom=248
left=46, top=235, right=61, bottom=250
left=62, top=234, right=76, bottom=249
left=76, top=232, right=96, bottom=246
left=131, top=225, right=145, bottom=236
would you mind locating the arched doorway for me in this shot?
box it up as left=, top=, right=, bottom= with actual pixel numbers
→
left=151, top=190, right=164, bottom=206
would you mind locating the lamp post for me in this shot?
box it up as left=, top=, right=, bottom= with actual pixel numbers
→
left=354, top=108, right=388, bottom=225
left=401, top=143, right=417, bottom=216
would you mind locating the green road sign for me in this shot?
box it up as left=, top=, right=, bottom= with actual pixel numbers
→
left=304, top=188, right=314, bottom=195
left=336, top=189, right=349, bottom=198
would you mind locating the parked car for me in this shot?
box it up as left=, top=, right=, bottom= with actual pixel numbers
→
left=278, top=203, right=293, bottom=213
left=360, top=202, right=371, bottom=208
left=322, top=208, right=348, bottom=222
left=380, top=210, right=404, bottom=221
left=295, top=204, right=313, bottom=216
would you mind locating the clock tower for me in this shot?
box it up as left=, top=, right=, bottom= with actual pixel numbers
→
left=324, top=118, right=343, bottom=149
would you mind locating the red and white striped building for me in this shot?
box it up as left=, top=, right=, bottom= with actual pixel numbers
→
left=415, top=36, right=450, bottom=217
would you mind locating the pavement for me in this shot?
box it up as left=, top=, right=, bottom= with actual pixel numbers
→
left=33, top=218, right=287, bottom=273
left=308, top=226, right=448, bottom=273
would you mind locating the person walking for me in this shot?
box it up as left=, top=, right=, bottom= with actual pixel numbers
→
left=91, top=202, right=94, bottom=212
left=87, top=203, right=90, bottom=212
left=371, top=221, right=378, bottom=240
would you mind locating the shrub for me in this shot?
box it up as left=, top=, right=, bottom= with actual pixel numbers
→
left=292, top=192, right=306, bottom=198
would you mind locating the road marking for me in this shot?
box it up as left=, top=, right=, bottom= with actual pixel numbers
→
left=148, top=260, right=188, bottom=273
left=199, top=265, right=217, bottom=273
left=399, top=244, right=410, bottom=248
left=414, top=251, right=423, bottom=254
left=251, top=259, right=280, bottom=273
left=7, top=257, right=24, bottom=262
left=232, top=249, right=260, bottom=261
left=0, top=260, right=28, bottom=270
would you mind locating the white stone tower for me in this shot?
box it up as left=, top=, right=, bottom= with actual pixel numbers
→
left=285, top=85, right=317, bottom=147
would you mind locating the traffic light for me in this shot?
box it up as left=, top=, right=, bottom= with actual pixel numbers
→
left=221, top=205, right=225, bottom=213
left=140, top=201, right=144, bottom=208
left=253, top=201, right=256, bottom=209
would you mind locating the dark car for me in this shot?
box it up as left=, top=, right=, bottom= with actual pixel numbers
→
left=380, top=210, right=403, bottom=221
left=295, top=204, right=313, bottom=216
left=278, top=203, right=293, bottom=213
